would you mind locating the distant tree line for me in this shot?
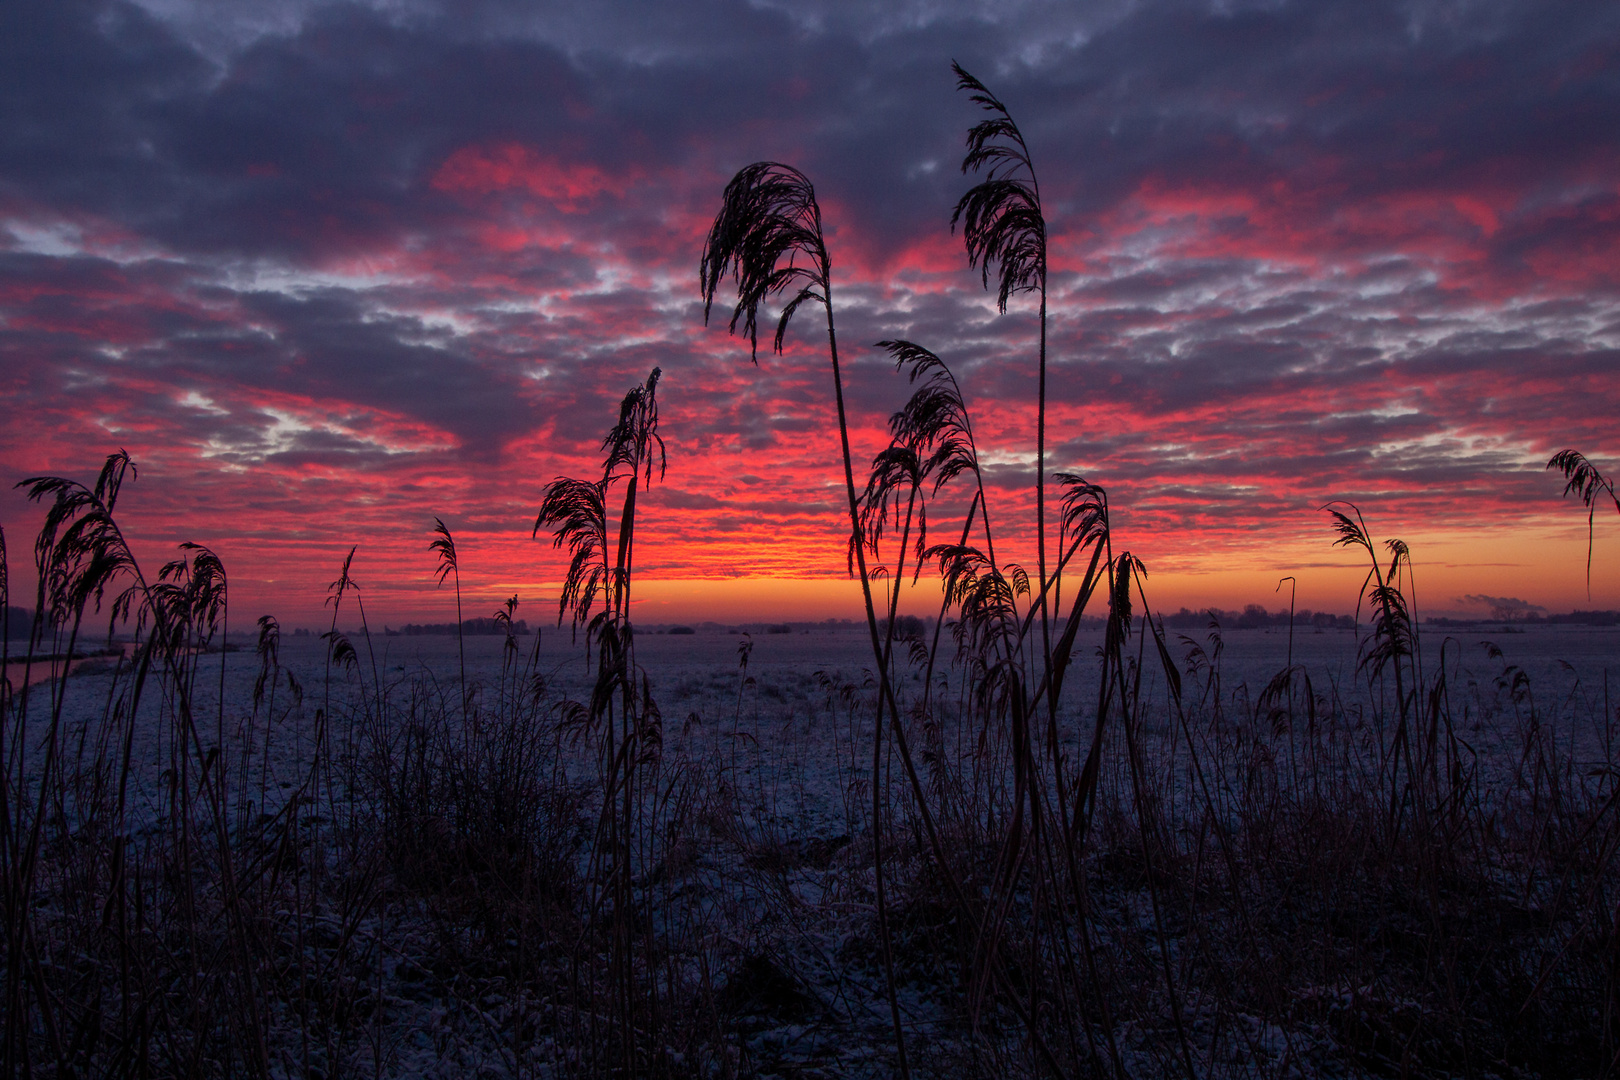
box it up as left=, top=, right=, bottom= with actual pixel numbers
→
left=386, top=618, right=530, bottom=637
left=1426, top=609, right=1620, bottom=627
left=1160, top=605, right=1356, bottom=630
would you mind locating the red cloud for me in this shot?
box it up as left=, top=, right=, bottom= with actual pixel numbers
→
left=432, top=143, right=637, bottom=212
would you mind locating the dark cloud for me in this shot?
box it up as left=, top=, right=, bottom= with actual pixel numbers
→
left=1, top=0, right=1617, bottom=617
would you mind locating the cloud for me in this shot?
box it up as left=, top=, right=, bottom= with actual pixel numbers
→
left=1, top=0, right=1617, bottom=619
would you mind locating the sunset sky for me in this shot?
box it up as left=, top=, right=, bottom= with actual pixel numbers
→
left=2, top=0, right=1617, bottom=629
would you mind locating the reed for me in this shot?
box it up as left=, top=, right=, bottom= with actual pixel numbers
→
left=3, top=426, right=1615, bottom=1079
left=3, top=69, right=1618, bottom=1080
left=430, top=518, right=469, bottom=720
left=694, top=63, right=1620, bottom=1078
left=702, top=162, right=916, bottom=1074
left=1549, top=449, right=1620, bottom=595
left=2, top=452, right=273, bottom=1077
left=533, top=366, right=693, bottom=1075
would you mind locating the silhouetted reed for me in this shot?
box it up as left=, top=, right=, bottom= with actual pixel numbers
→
left=430, top=517, right=469, bottom=720
left=534, top=367, right=698, bottom=1075
left=4, top=66, right=1619, bottom=1080
left=3, top=452, right=273, bottom=1077
left=1549, top=449, right=1620, bottom=595
left=697, top=65, right=1620, bottom=1079
left=4, top=413, right=1615, bottom=1080
left=702, top=160, right=917, bottom=1072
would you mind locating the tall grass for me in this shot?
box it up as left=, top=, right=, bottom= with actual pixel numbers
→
left=431, top=518, right=469, bottom=721
left=0, top=427, right=731, bottom=1078
left=9, top=447, right=1612, bottom=1076
left=2, top=67, right=1618, bottom=1080
left=533, top=365, right=692, bottom=1074
left=702, top=161, right=918, bottom=1071
left=699, top=64, right=1620, bottom=1078
left=1549, top=449, right=1620, bottom=596
left=2, top=452, right=272, bottom=1077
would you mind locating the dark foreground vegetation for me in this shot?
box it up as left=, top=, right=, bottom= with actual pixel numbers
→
left=6, top=64, right=1620, bottom=1080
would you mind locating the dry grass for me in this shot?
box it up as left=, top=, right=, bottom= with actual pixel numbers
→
left=694, top=61, right=1620, bottom=1080
left=2, top=451, right=1619, bottom=1078
left=4, top=61, right=1619, bottom=1078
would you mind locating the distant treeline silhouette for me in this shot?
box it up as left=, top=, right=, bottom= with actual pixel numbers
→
left=1161, top=605, right=1620, bottom=630
left=4, top=605, right=30, bottom=640
left=386, top=618, right=530, bottom=637
left=1428, top=609, right=1620, bottom=627
left=1161, top=604, right=1355, bottom=630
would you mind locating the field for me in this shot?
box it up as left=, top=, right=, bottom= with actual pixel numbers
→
left=7, top=612, right=1620, bottom=1078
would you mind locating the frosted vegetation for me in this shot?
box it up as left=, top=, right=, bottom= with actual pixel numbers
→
left=6, top=63, right=1620, bottom=1080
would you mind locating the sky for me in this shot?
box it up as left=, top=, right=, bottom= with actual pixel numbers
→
left=1, top=0, right=1618, bottom=629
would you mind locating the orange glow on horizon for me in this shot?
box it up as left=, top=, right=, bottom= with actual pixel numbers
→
left=15, top=510, right=1593, bottom=633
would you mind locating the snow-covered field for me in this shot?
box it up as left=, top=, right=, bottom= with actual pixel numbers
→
left=34, top=618, right=1620, bottom=784
left=10, top=619, right=1620, bottom=1077
left=33, top=619, right=1615, bottom=821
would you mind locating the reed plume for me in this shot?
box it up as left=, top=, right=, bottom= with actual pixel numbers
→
left=1547, top=449, right=1619, bottom=595
left=430, top=517, right=469, bottom=718
left=534, top=367, right=670, bottom=1074
left=952, top=62, right=1055, bottom=685
left=702, top=162, right=914, bottom=1075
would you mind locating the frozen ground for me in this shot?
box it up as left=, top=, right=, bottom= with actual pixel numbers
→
left=17, top=619, right=1620, bottom=898
left=29, top=618, right=1620, bottom=757
left=276, top=619, right=1620, bottom=740
left=29, top=619, right=1615, bottom=802
left=9, top=619, right=1620, bottom=1076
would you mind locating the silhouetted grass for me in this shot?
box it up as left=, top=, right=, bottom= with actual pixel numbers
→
left=1549, top=449, right=1620, bottom=596
left=4, top=66, right=1619, bottom=1080
left=5, top=448, right=1620, bottom=1080
left=695, top=63, right=1620, bottom=1079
